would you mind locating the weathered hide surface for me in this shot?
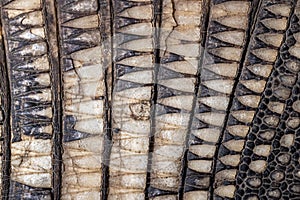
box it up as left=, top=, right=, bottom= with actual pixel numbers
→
left=0, top=0, right=299, bottom=199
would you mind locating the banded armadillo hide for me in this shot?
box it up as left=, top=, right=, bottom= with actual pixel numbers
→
left=0, top=0, right=299, bottom=200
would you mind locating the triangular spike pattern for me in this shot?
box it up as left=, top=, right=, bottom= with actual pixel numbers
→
left=215, top=1, right=295, bottom=199
left=236, top=3, right=300, bottom=198
left=0, top=0, right=299, bottom=199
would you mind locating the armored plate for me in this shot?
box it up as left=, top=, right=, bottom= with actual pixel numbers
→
left=0, top=0, right=299, bottom=199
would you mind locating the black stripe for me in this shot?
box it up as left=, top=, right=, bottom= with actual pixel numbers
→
left=43, top=0, right=63, bottom=199
left=145, top=0, right=163, bottom=198
left=0, top=6, right=11, bottom=199
left=99, top=0, right=114, bottom=198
